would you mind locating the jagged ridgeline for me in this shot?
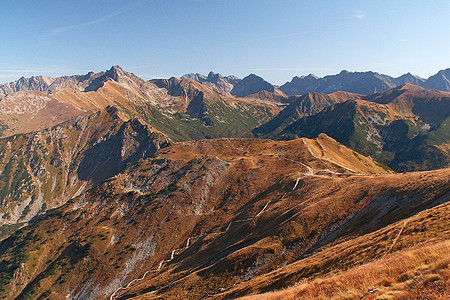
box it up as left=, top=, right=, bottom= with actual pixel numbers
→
left=0, top=66, right=281, bottom=142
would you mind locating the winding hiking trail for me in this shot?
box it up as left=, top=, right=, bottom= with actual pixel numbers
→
left=385, top=220, right=410, bottom=256
left=302, top=138, right=365, bottom=175
left=109, top=139, right=364, bottom=299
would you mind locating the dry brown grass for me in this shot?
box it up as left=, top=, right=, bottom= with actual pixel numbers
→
left=241, top=241, right=450, bottom=300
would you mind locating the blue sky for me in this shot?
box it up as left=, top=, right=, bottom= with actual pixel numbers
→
left=1, top=0, right=449, bottom=84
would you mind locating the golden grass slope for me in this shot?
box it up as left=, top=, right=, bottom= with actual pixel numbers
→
left=126, top=167, right=448, bottom=300
left=238, top=202, right=450, bottom=300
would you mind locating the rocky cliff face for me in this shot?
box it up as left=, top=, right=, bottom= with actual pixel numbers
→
left=0, top=107, right=171, bottom=226
left=392, top=72, right=426, bottom=86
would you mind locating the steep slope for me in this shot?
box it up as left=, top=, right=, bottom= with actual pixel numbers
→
left=235, top=201, right=450, bottom=299
left=0, top=91, right=85, bottom=138
left=253, top=92, right=360, bottom=138
left=277, top=85, right=450, bottom=171
left=0, top=107, right=170, bottom=228
left=278, top=74, right=319, bottom=96
left=240, top=90, right=290, bottom=105
left=4, top=137, right=449, bottom=300
left=392, top=72, right=426, bottom=86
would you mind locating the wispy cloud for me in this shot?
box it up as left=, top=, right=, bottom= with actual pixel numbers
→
left=352, top=10, right=366, bottom=19
left=40, top=4, right=134, bottom=44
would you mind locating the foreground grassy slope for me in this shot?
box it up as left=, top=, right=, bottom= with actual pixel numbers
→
left=132, top=169, right=448, bottom=300
left=0, top=137, right=447, bottom=300
left=241, top=232, right=449, bottom=299
left=0, top=137, right=388, bottom=299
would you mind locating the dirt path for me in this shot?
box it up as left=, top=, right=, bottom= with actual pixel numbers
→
left=109, top=141, right=361, bottom=299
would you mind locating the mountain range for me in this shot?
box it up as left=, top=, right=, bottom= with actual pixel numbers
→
left=2, top=68, right=450, bottom=100
left=0, top=65, right=449, bottom=299
left=279, top=68, right=450, bottom=95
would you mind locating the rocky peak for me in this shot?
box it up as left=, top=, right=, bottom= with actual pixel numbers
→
left=182, top=73, right=207, bottom=82
left=392, top=72, right=425, bottom=86
left=206, top=71, right=222, bottom=83
left=181, top=72, right=240, bottom=96
left=230, top=73, right=274, bottom=97
left=105, top=65, right=127, bottom=81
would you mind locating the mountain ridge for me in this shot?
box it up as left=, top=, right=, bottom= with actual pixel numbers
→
left=2, top=67, right=449, bottom=101
left=279, top=69, right=450, bottom=95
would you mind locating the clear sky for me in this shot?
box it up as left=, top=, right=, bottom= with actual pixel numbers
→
left=1, top=0, right=449, bottom=85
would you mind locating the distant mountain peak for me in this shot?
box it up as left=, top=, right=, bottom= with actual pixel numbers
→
left=231, top=73, right=274, bottom=97
left=105, top=65, right=127, bottom=80
left=279, top=69, right=447, bottom=95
